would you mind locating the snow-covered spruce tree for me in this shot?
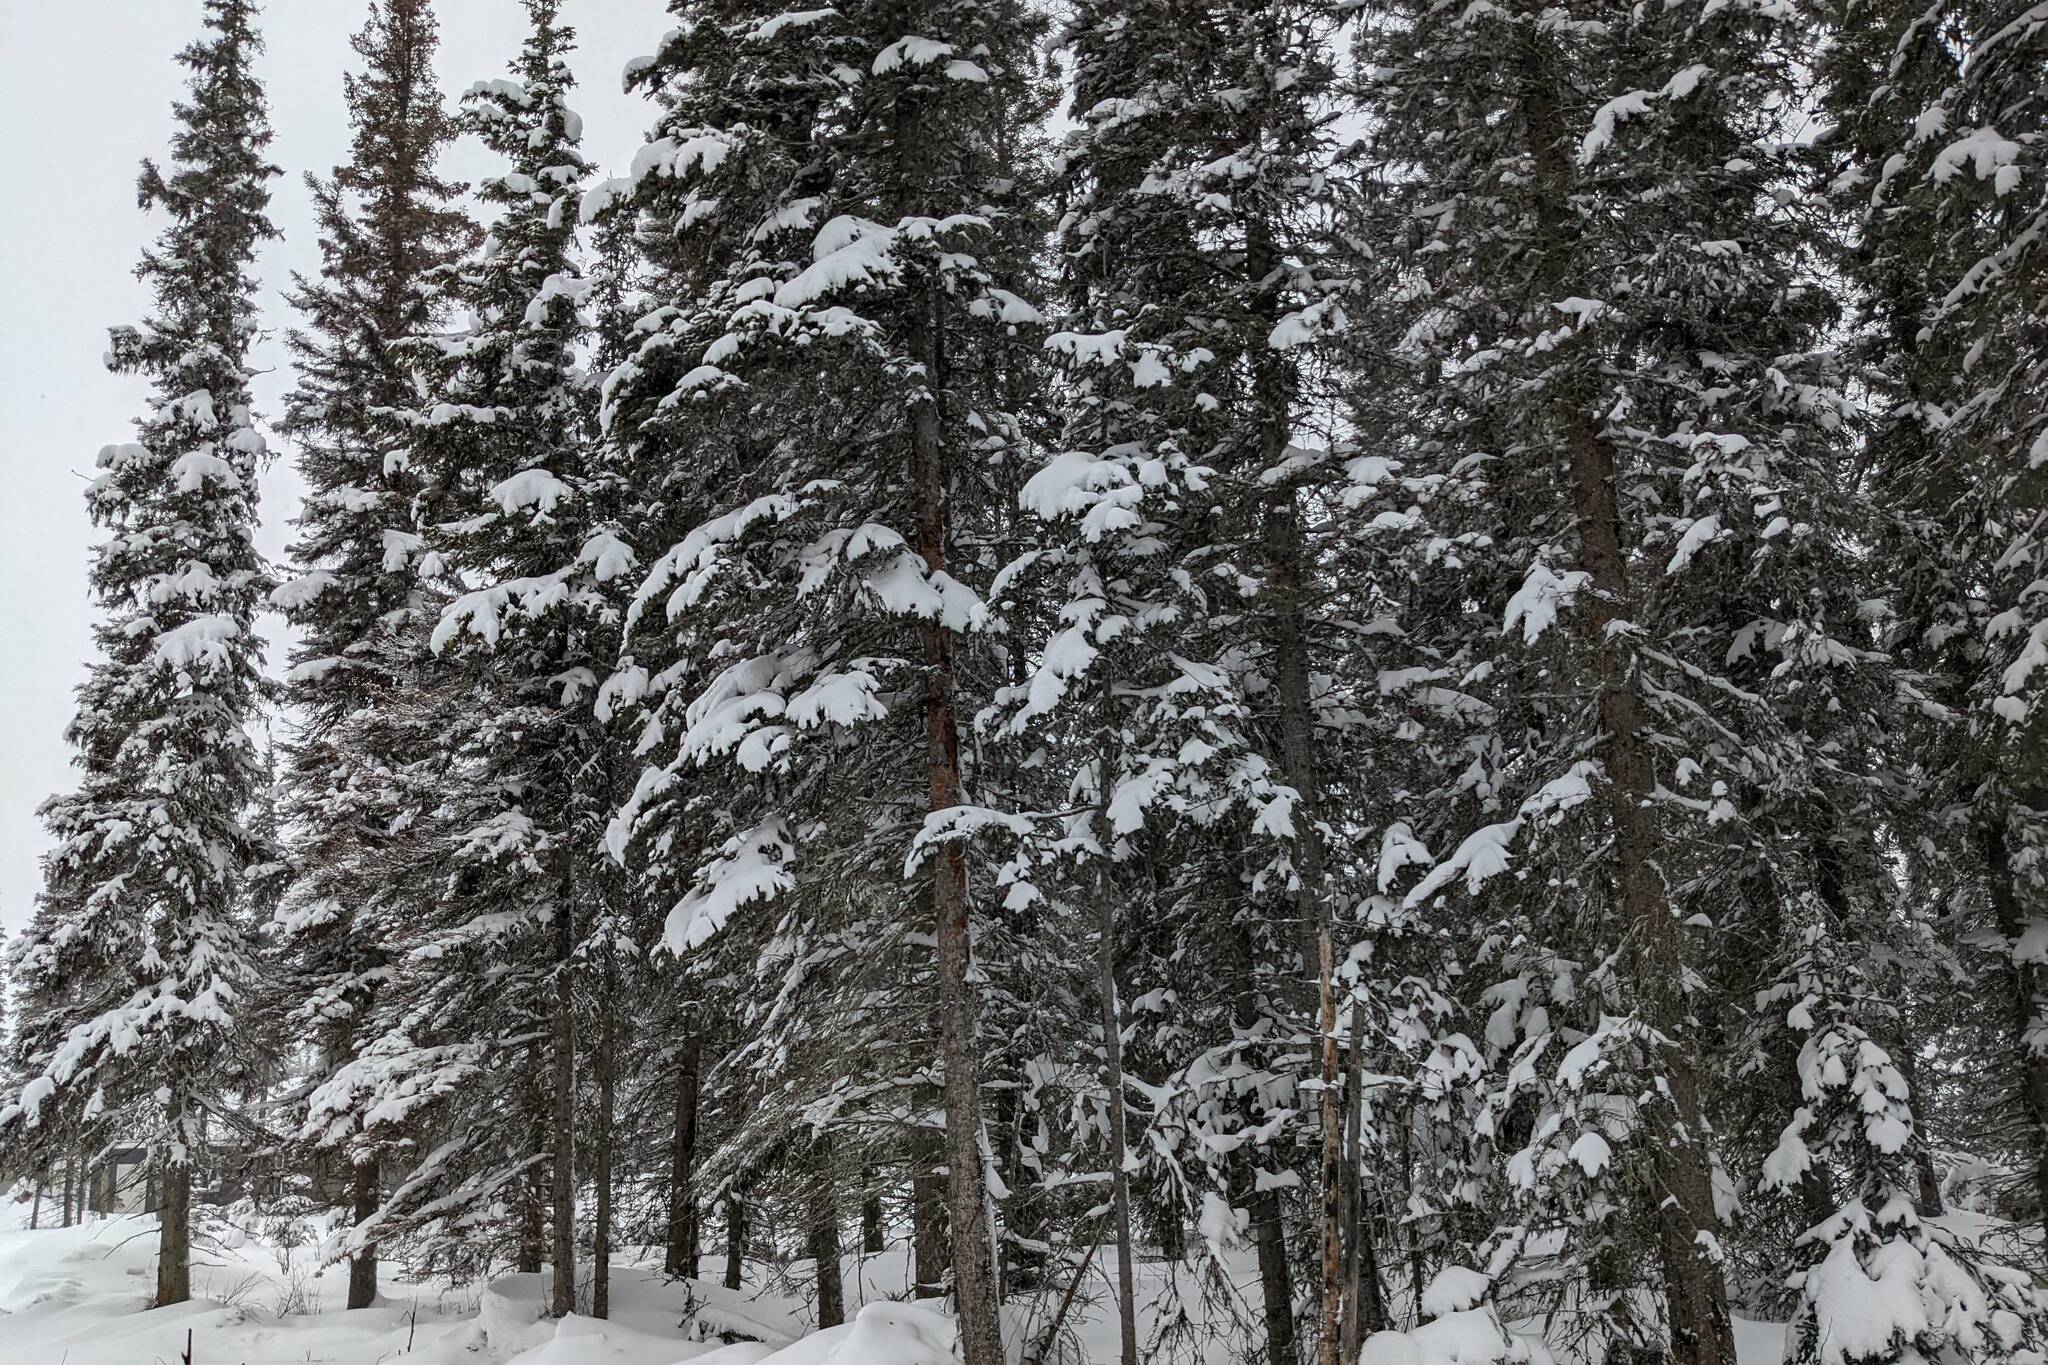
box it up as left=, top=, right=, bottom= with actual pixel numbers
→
left=591, top=4, right=1049, bottom=1357
left=1000, top=5, right=1414, bottom=1363
left=1357, top=0, right=1895, bottom=1358
left=1820, top=0, right=2048, bottom=1244
left=271, top=0, right=475, bottom=1308
left=0, top=0, right=277, bottom=1307
left=312, top=0, right=607, bottom=1302
left=1757, top=910, right=2048, bottom=1365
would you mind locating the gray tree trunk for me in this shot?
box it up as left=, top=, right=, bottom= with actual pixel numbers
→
left=725, top=1190, right=747, bottom=1291
left=809, top=1139, right=846, bottom=1329
left=665, top=1034, right=702, bottom=1279
left=347, top=1153, right=379, bottom=1308
left=550, top=879, right=577, bottom=1317
left=1094, top=792, right=1139, bottom=1365
left=593, top=953, right=617, bottom=1320
left=910, top=294, right=1003, bottom=1365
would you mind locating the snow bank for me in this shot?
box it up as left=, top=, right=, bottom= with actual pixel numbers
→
left=743, top=1302, right=956, bottom=1365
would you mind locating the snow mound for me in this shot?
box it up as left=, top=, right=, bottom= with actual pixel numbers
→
left=750, top=1302, right=957, bottom=1365
left=506, top=1310, right=712, bottom=1364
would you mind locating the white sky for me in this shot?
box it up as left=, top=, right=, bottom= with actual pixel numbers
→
left=0, top=0, right=668, bottom=934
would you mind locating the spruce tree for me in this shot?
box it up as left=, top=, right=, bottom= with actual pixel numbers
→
left=1357, top=0, right=1888, bottom=1357
left=273, top=0, right=474, bottom=1308
left=0, top=0, right=277, bottom=1307
left=594, top=4, right=1051, bottom=1358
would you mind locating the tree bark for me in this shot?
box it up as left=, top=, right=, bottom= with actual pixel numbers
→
left=808, top=1138, right=846, bottom=1329
left=347, top=1153, right=379, bottom=1308
left=1561, top=398, right=1733, bottom=1365
left=61, top=1154, right=75, bottom=1227
left=665, top=1034, right=702, bottom=1278
left=1232, top=910, right=1298, bottom=1365
left=1251, top=1187, right=1298, bottom=1365
left=518, top=1041, right=545, bottom=1275
left=862, top=1171, right=885, bottom=1255
left=550, top=881, right=576, bottom=1318
left=910, top=291, right=1003, bottom=1365
left=1094, top=794, right=1140, bottom=1365
left=156, top=1157, right=191, bottom=1306
left=725, top=1189, right=748, bottom=1291
left=30, top=1167, right=43, bottom=1230
left=913, top=1159, right=949, bottom=1298
left=1512, top=31, right=1735, bottom=1365
left=1264, top=479, right=1344, bottom=1365
left=1340, top=1009, right=1385, bottom=1355
left=593, top=951, right=617, bottom=1320
left=1247, top=179, right=1343, bottom=1365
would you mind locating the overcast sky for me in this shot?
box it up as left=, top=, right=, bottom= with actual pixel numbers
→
left=0, top=0, right=669, bottom=934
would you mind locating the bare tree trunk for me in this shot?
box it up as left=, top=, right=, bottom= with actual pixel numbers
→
left=809, top=1138, right=846, bottom=1329
left=724, top=1189, right=747, bottom=1291
left=862, top=1170, right=885, bottom=1254
left=61, top=1154, right=75, bottom=1227
left=550, top=879, right=577, bottom=1318
left=665, top=1033, right=702, bottom=1278
left=518, top=1041, right=545, bottom=1275
left=593, top=951, right=617, bottom=1320
left=910, top=295, right=1003, bottom=1365
left=347, top=1153, right=379, bottom=1308
left=913, top=1159, right=948, bottom=1298
left=156, top=1156, right=191, bottom=1306
left=30, top=1167, right=44, bottom=1230
left=1251, top=1187, right=1298, bottom=1365
left=1093, top=792, right=1139, bottom=1365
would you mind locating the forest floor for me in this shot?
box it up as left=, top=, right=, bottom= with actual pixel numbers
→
left=0, top=1199, right=1806, bottom=1365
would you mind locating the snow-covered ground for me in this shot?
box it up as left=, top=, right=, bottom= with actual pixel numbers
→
left=0, top=1202, right=1796, bottom=1365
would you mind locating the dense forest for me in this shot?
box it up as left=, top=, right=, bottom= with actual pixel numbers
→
left=3, top=1, right=2046, bottom=1363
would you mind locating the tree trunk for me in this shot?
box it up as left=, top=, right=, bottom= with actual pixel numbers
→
left=1094, top=795, right=1140, bottom=1365
left=61, top=1154, right=75, bottom=1227
left=913, top=1159, right=949, bottom=1298
left=1515, top=30, right=1735, bottom=1365
left=30, top=1167, right=43, bottom=1230
left=1252, top=1186, right=1298, bottom=1365
left=550, top=883, right=577, bottom=1318
left=665, top=1033, right=702, bottom=1278
left=725, top=1190, right=748, bottom=1291
left=1247, top=178, right=1343, bottom=1365
left=347, top=1153, right=379, bottom=1308
left=1563, top=409, right=1733, bottom=1365
left=910, top=293, right=1003, bottom=1365
left=519, top=1041, right=545, bottom=1275
left=862, top=1171, right=885, bottom=1255
left=809, top=1138, right=846, bottom=1330
left=1341, top=1010, right=1385, bottom=1355
left=1561, top=398, right=1733, bottom=1365
left=593, top=952, right=617, bottom=1320
left=1231, top=907, right=1298, bottom=1365
left=156, top=1157, right=191, bottom=1306
left=1982, top=815, right=2048, bottom=1240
